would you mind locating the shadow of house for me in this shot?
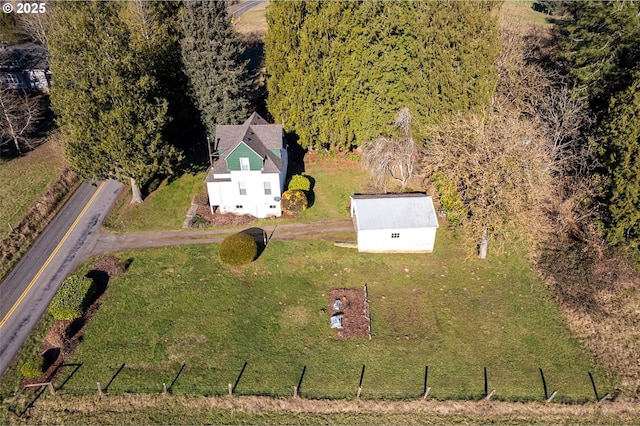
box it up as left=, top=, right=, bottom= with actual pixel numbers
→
left=285, top=133, right=306, bottom=177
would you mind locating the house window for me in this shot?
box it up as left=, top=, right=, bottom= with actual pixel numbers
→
left=264, top=181, right=272, bottom=195
left=391, top=233, right=400, bottom=238
left=238, top=182, right=247, bottom=195
left=240, top=157, right=250, bottom=171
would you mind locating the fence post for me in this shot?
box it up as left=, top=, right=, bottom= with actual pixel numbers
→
left=293, top=386, right=298, bottom=398
left=97, top=382, right=103, bottom=396
left=232, top=361, right=248, bottom=395
left=228, top=383, right=233, bottom=396
left=483, top=367, right=495, bottom=400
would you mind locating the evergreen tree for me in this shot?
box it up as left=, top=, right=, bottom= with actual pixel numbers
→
left=180, top=0, right=249, bottom=138
left=557, top=1, right=640, bottom=252
left=559, top=1, right=640, bottom=114
left=48, top=1, right=180, bottom=203
left=601, top=73, right=640, bottom=250
left=265, top=1, right=499, bottom=150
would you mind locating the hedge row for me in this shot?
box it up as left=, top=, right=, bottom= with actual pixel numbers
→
left=49, top=274, right=96, bottom=321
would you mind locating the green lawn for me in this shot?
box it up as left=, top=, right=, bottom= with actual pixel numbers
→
left=0, top=142, right=67, bottom=239
left=53, top=230, right=608, bottom=401
left=103, top=172, right=207, bottom=232
left=105, top=155, right=370, bottom=232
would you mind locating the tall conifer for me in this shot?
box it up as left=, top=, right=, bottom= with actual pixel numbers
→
left=180, top=0, right=249, bottom=138
left=49, top=1, right=180, bottom=203
left=265, top=1, right=500, bottom=150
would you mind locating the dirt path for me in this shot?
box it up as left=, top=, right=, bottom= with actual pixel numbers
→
left=89, top=220, right=355, bottom=255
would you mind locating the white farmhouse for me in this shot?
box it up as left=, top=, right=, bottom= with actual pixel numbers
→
left=350, top=193, right=439, bottom=253
left=205, top=113, right=288, bottom=218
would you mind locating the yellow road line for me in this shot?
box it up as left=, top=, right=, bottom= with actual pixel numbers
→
left=0, top=181, right=106, bottom=330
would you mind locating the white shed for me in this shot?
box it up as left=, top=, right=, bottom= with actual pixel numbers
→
left=350, top=194, right=439, bottom=253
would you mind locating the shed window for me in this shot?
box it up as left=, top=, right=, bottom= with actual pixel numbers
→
left=240, top=157, right=250, bottom=171
left=391, top=233, right=400, bottom=238
left=264, top=181, right=272, bottom=195
left=238, top=181, right=247, bottom=195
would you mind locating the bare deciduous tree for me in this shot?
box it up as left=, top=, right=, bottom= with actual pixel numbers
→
left=424, top=24, right=594, bottom=258
left=0, top=87, right=44, bottom=156
left=15, top=5, right=53, bottom=47
left=362, top=107, right=418, bottom=190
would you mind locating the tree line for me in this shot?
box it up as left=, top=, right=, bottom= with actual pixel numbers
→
left=265, top=1, right=500, bottom=151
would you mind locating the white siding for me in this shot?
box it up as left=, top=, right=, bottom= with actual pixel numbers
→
left=207, top=171, right=282, bottom=218
left=357, top=228, right=435, bottom=253
left=350, top=194, right=439, bottom=253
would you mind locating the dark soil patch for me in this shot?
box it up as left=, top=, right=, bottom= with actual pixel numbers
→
left=194, top=204, right=256, bottom=227
left=329, top=288, right=370, bottom=339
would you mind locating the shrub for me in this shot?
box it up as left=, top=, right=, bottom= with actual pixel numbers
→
left=288, top=174, right=311, bottom=192
left=281, top=189, right=308, bottom=214
left=431, top=172, right=466, bottom=227
left=219, top=232, right=258, bottom=266
left=49, top=274, right=96, bottom=321
left=20, top=354, right=43, bottom=378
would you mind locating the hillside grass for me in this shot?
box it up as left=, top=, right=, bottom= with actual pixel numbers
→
left=14, top=230, right=610, bottom=402
left=0, top=142, right=66, bottom=239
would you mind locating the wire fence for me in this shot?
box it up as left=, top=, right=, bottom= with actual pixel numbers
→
left=12, top=361, right=607, bottom=406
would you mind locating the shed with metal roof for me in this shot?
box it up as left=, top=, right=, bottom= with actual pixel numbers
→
left=350, top=193, right=439, bottom=253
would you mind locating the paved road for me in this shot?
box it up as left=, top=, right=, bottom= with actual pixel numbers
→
left=0, top=180, right=122, bottom=377
left=228, top=0, right=266, bottom=21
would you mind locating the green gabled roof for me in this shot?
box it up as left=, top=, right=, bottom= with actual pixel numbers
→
left=211, top=113, right=285, bottom=175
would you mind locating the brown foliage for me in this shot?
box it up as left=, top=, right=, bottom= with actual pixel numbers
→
left=423, top=21, right=594, bottom=257
left=362, top=108, right=418, bottom=191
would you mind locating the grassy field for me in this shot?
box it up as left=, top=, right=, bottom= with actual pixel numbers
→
left=233, top=1, right=268, bottom=36
left=20, top=229, right=609, bottom=402
left=500, top=1, right=555, bottom=28
left=0, top=142, right=66, bottom=239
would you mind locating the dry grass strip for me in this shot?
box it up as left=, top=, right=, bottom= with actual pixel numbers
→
left=11, top=394, right=640, bottom=425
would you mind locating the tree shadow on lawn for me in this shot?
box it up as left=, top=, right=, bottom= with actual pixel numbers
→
left=241, top=227, right=269, bottom=260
